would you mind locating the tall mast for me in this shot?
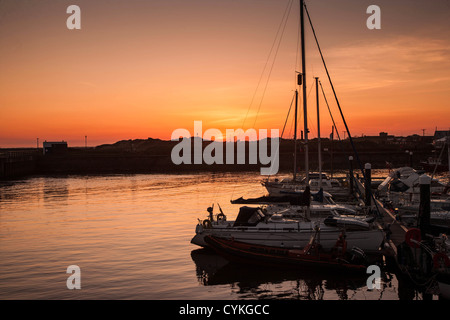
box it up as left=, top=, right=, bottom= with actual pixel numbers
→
left=316, top=77, right=322, bottom=188
left=300, top=0, right=309, bottom=183
left=293, top=89, right=299, bottom=180
left=447, top=135, right=450, bottom=182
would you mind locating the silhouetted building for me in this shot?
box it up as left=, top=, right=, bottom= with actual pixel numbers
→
left=355, top=132, right=394, bottom=144
left=43, top=141, right=68, bottom=155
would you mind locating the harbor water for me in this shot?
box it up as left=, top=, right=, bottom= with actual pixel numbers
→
left=0, top=172, right=444, bottom=300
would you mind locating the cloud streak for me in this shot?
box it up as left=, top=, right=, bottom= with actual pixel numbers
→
left=322, top=36, right=450, bottom=92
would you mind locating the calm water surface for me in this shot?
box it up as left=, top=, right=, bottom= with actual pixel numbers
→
left=0, top=172, right=441, bottom=299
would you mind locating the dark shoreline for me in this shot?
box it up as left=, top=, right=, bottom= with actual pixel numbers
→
left=1, top=136, right=441, bottom=180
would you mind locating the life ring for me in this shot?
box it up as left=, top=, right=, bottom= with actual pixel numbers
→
left=405, top=228, right=421, bottom=248
left=433, top=252, right=450, bottom=269
left=202, top=219, right=212, bottom=229
left=217, top=213, right=226, bottom=222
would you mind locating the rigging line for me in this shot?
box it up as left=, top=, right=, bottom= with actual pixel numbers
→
left=241, top=0, right=294, bottom=130
left=266, top=92, right=296, bottom=180
left=319, top=79, right=354, bottom=161
left=304, top=3, right=382, bottom=216
left=430, top=139, right=446, bottom=181
left=230, top=0, right=293, bottom=200
left=304, top=3, right=365, bottom=178
left=281, top=93, right=296, bottom=139
left=286, top=102, right=295, bottom=141
left=307, top=113, right=315, bottom=139
left=306, top=78, right=315, bottom=99
left=288, top=90, right=303, bottom=139
left=319, top=80, right=341, bottom=141
left=252, top=0, right=294, bottom=129
left=304, top=78, right=316, bottom=136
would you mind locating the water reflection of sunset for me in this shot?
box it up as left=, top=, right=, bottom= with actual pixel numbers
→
left=0, top=173, right=411, bottom=299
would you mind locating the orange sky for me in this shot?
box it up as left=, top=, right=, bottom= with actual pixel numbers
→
left=1, top=0, right=450, bottom=147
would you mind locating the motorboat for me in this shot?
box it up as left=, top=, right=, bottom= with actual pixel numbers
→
left=377, top=167, right=446, bottom=197
left=377, top=167, right=447, bottom=211
left=378, top=167, right=450, bottom=230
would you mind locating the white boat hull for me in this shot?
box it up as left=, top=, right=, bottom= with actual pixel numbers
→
left=191, top=222, right=384, bottom=254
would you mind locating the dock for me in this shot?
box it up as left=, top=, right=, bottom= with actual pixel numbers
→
left=350, top=171, right=408, bottom=263
left=351, top=167, right=450, bottom=299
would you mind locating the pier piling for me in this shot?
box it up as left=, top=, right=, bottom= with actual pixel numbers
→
left=348, top=156, right=354, bottom=196
left=418, top=174, right=431, bottom=238
left=364, top=163, right=372, bottom=207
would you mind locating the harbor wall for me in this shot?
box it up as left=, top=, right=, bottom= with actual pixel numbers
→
left=35, top=139, right=437, bottom=175
left=0, top=151, right=38, bottom=179
left=1, top=138, right=442, bottom=178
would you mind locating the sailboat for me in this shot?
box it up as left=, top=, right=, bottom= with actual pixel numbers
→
left=261, top=46, right=346, bottom=198
left=263, top=174, right=347, bottom=198
left=190, top=205, right=384, bottom=254
left=191, top=0, right=385, bottom=256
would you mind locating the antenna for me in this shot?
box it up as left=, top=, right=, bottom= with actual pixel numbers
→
left=217, top=203, right=224, bottom=215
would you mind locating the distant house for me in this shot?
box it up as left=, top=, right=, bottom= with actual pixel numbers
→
left=356, top=132, right=395, bottom=144
left=43, top=141, right=68, bottom=155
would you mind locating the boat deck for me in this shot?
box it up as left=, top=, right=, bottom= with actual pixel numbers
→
left=376, top=199, right=408, bottom=252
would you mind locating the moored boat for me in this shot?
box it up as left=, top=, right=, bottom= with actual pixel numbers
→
left=262, top=174, right=348, bottom=198
left=204, top=227, right=369, bottom=272
left=191, top=206, right=385, bottom=255
left=420, top=157, right=448, bottom=173
left=191, top=0, right=385, bottom=259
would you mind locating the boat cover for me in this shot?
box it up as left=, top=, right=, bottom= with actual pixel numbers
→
left=233, top=207, right=266, bottom=227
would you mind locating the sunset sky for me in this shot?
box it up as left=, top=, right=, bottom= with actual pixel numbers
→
left=1, top=0, right=449, bottom=147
